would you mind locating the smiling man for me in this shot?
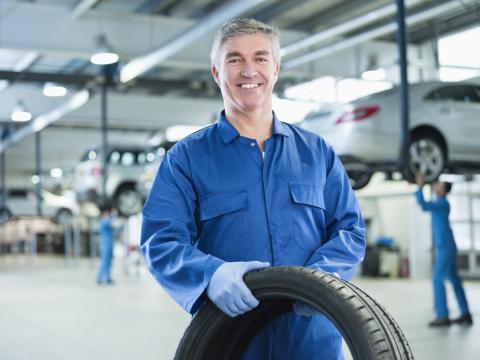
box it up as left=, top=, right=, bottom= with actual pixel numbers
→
left=141, top=19, right=365, bottom=359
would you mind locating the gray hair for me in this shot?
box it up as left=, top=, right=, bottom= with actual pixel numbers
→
left=210, top=18, right=280, bottom=67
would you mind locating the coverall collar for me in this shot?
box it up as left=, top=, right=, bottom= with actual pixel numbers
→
left=218, top=110, right=291, bottom=144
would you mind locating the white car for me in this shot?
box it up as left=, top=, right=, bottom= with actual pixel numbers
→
left=300, top=81, right=480, bottom=189
left=74, top=145, right=157, bottom=216
left=0, top=188, right=79, bottom=223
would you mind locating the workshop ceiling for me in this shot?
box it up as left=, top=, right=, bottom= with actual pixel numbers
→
left=1, top=0, right=479, bottom=183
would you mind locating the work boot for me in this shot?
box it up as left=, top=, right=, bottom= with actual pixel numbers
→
left=428, top=318, right=451, bottom=327
left=452, top=313, right=473, bottom=326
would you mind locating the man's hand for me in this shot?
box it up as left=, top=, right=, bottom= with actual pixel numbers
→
left=207, top=261, right=270, bottom=317
left=415, top=172, right=426, bottom=187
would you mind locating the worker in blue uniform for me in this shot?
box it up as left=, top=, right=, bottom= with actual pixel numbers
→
left=415, top=173, right=472, bottom=327
left=141, top=18, right=365, bottom=359
left=97, top=204, right=116, bottom=285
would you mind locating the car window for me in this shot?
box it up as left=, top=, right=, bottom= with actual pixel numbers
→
left=425, top=85, right=480, bottom=103
left=8, top=189, right=28, bottom=198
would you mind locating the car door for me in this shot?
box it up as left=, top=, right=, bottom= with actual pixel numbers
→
left=447, top=85, right=480, bottom=160
left=422, top=85, right=479, bottom=162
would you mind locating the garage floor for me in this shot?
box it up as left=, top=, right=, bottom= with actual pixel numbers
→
left=0, top=256, right=478, bottom=360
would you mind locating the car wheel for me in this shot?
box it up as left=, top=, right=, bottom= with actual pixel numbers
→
left=343, top=162, right=373, bottom=190
left=175, top=267, right=413, bottom=360
left=114, top=187, right=143, bottom=216
left=407, top=135, right=445, bottom=183
left=0, top=207, right=12, bottom=223
left=55, top=208, right=73, bottom=224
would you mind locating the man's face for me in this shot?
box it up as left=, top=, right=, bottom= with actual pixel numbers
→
left=211, top=33, right=280, bottom=114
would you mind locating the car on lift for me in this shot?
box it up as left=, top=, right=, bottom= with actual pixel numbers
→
left=300, top=81, right=480, bottom=189
left=0, top=188, right=79, bottom=224
left=74, top=145, right=157, bottom=216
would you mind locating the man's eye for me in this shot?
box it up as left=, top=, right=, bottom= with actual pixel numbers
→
left=257, top=58, right=268, bottom=63
left=228, top=58, right=241, bottom=64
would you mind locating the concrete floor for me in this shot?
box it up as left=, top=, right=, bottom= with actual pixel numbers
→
left=0, top=255, right=478, bottom=360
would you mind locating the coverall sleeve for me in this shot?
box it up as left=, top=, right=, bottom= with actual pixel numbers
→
left=140, top=151, right=224, bottom=314
left=414, top=189, right=446, bottom=212
left=304, top=146, right=366, bottom=281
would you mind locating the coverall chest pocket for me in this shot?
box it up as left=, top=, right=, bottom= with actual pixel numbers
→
left=289, top=182, right=326, bottom=252
left=199, top=189, right=249, bottom=243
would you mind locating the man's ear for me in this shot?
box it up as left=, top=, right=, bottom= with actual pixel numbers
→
left=274, top=63, right=280, bottom=81
left=211, top=65, right=220, bottom=86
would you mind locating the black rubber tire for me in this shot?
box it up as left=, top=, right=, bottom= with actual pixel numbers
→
left=174, top=267, right=413, bottom=360
left=347, top=169, right=373, bottom=190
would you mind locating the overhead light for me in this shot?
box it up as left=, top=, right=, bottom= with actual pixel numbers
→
left=90, top=34, right=119, bottom=65
left=50, top=168, right=63, bottom=178
left=43, top=82, right=67, bottom=97
left=362, top=68, right=386, bottom=81
left=11, top=101, right=32, bottom=122
left=361, top=54, right=386, bottom=81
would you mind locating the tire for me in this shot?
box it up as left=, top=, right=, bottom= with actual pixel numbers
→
left=343, top=162, right=373, bottom=190
left=113, top=186, right=143, bottom=216
left=175, top=267, right=413, bottom=360
left=0, top=207, right=12, bottom=224
left=54, top=208, right=73, bottom=224
left=347, top=169, right=373, bottom=190
left=407, top=134, right=445, bottom=183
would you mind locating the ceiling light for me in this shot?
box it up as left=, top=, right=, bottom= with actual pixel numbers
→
left=50, top=168, right=63, bottom=178
left=43, top=82, right=67, bottom=97
left=90, top=34, right=119, bottom=65
left=31, top=175, right=40, bottom=185
left=361, top=68, right=386, bottom=81
left=11, top=101, right=32, bottom=122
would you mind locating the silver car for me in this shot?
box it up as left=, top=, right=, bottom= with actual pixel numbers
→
left=74, top=145, right=157, bottom=216
left=0, top=188, right=79, bottom=223
left=300, top=81, right=480, bottom=189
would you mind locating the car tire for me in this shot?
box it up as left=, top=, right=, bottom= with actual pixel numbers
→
left=174, top=267, right=413, bottom=360
left=54, top=208, right=73, bottom=224
left=0, top=207, right=12, bottom=223
left=407, top=134, right=446, bottom=183
left=113, top=186, right=143, bottom=217
left=342, top=162, right=373, bottom=190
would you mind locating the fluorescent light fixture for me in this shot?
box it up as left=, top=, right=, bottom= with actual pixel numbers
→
left=90, top=34, right=119, bottom=65
left=31, top=175, right=40, bottom=185
left=165, top=125, right=204, bottom=142
left=11, top=101, right=32, bottom=122
left=43, top=82, right=68, bottom=97
left=361, top=68, right=386, bottom=81
left=50, top=168, right=63, bottom=178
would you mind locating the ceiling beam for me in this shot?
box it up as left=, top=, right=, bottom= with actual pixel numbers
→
left=120, top=0, right=268, bottom=83
left=283, top=0, right=477, bottom=70
left=70, top=0, right=102, bottom=20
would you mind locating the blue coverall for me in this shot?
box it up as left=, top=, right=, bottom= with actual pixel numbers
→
left=141, top=112, right=366, bottom=359
left=415, top=190, right=470, bottom=319
left=97, top=216, right=114, bottom=284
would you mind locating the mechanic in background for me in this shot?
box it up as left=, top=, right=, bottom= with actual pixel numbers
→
left=415, top=173, right=472, bottom=327
left=141, top=18, right=365, bottom=359
left=97, top=204, right=117, bottom=285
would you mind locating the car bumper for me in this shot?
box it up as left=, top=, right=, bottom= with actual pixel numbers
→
left=322, top=128, right=398, bottom=164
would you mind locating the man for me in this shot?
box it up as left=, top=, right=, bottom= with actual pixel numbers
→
left=97, top=204, right=116, bottom=285
left=141, top=18, right=365, bottom=359
left=415, top=174, right=472, bottom=327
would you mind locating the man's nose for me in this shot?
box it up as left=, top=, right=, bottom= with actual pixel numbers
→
left=240, top=62, right=258, bottom=77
